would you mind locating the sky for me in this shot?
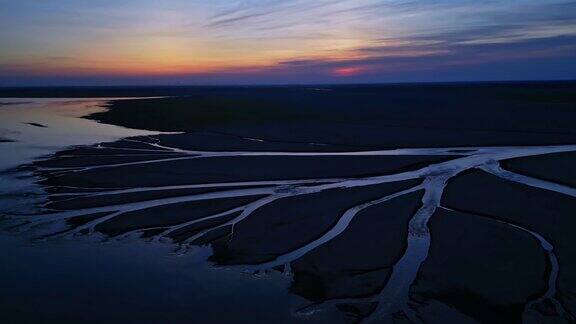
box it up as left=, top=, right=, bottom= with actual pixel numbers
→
left=0, top=0, right=575, bottom=86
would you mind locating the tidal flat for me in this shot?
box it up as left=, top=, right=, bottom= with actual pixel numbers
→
left=1, top=82, right=576, bottom=323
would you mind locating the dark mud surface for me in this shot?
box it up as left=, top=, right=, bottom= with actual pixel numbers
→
left=414, top=208, right=548, bottom=323
left=503, top=152, right=576, bottom=187
left=25, top=122, right=48, bottom=128
left=36, top=141, right=452, bottom=188
left=86, top=84, right=576, bottom=147
left=442, top=170, right=576, bottom=321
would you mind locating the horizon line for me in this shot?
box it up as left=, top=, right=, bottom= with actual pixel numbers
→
left=1, top=79, right=575, bottom=89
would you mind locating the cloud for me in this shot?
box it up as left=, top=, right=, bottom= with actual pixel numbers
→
left=270, top=34, right=576, bottom=77
left=206, top=11, right=275, bottom=28
left=47, top=56, right=76, bottom=61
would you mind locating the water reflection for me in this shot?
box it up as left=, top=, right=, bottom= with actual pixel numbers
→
left=0, top=98, right=159, bottom=171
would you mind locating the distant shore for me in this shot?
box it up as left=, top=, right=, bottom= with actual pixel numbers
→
left=0, top=80, right=574, bottom=98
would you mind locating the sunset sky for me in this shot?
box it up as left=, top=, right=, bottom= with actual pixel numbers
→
left=0, top=0, right=575, bottom=85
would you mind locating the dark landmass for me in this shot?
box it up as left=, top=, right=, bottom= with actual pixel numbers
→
left=143, top=133, right=380, bottom=152
left=38, top=152, right=450, bottom=188
left=289, top=191, right=423, bottom=302
left=85, top=82, right=576, bottom=148
left=0, top=81, right=574, bottom=98
left=0, top=101, right=32, bottom=106
left=209, top=180, right=421, bottom=265
left=35, top=136, right=453, bottom=192
left=443, top=169, right=576, bottom=319
left=0, top=137, right=13, bottom=143
left=96, top=195, right=264, bottom=236
left=503, top=152, right=576, bottom=188
left=25, top=122, right=47, bottom=128
left=47, top=186, right=269, bottom=211
left=414, top=208, right=547, bottom=323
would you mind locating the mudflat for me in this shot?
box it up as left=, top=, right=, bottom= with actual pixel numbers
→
left=3, top=82, right=576, bottom=323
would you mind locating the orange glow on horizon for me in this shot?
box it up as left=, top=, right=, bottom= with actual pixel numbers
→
left=332, top=66, right=367, bottom=77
